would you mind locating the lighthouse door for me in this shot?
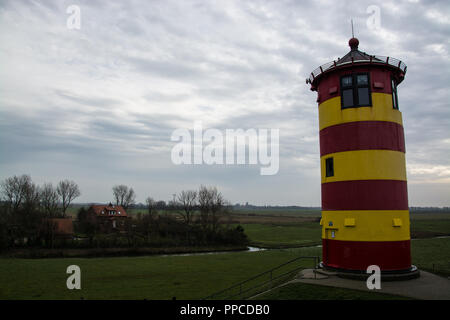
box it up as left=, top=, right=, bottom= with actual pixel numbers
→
left=324, top=228, right=337, bottom=266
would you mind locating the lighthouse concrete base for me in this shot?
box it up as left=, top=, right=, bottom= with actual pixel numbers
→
left=296, top=268, right=450, bottom=300
left=319, top=262, right=421, bottom=281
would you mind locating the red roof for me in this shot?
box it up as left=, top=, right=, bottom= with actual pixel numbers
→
left=89, top=204, right=128, bottom=217
left=307, top=38, right=407, bottom=88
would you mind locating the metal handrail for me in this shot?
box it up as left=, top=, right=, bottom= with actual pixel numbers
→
left=203, top=256, right=319, bottom=300
left=224, top=265, right=306, bottom=300
left=307, top=54, right=407, bottom=84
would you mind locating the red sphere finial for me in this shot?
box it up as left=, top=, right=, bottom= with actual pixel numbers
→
left=349, top=37, right=359, bottom=50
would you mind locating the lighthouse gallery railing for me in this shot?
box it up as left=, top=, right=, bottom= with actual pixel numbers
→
left=307, top=55, right=407, bottom=84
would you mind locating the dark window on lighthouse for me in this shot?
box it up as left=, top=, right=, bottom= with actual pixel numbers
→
left=340, top=73, right=371, bottom=108
left=392, top=78, right=399, bottom=110
left=341, top=76, right=354, bottom=108
left=325, top=157, right=334, bottom=177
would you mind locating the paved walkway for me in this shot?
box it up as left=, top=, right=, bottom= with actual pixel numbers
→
left=294, top=269, right=450, bottom=300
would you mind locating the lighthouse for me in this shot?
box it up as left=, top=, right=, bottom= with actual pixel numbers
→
left=306, top=37, right=418, bottom=276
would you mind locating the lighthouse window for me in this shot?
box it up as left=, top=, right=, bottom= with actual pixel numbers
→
left=342, top=76, right=352, bottom=86
left=342, top=89, right=354, bottom=108
left=340, top=73, right=372, bottom=108
left=325, top=157, right=334, bottom=177
left=392, top=78, right=399, bottom=110
left=358, top=88, right=370, bottom=105
left=357, top=74, right=369, bottom=85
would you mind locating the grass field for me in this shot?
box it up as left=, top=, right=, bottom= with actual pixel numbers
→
left=241, top=222, right=321, bottom=248
left=1, top=210, right=449, bottom=300
left=410, top=216, right=450, bottom=238
left=0, top=247, right=321, bottom=300
left=411, top=237, right=450, bottom=276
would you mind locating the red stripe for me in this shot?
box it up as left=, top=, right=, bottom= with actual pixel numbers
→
left=322, top=239, right=411, bottom=271
left=322, top=180, right=408, bottom=211
left=316, top=66, right=394, bottom=104
left=320, top=121, right=405, bottom=156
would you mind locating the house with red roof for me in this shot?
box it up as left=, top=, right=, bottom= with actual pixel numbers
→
left=86, top=203, right=129, bottom=232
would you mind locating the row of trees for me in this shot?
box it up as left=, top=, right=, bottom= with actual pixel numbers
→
left=111, top=184, right=231, bottom=234
left=1, top=175, right=81, bottom=217
left=0, top=175, right=81, bottom=249
left=0, top=175, right=248, bottom=251
left=175, top=185, right=229, bottom=233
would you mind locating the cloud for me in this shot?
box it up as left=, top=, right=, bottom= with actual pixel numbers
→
left=0, top=0, right=449, bottom=206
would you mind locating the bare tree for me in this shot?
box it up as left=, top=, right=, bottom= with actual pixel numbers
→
left=0, top=174, right=32, bottom=212
left=57, top=180, right=81, bottom=216
left=112, top=185, right=136, bottom=210
left=209, top=187, right=225, bottom=233
left=198, top=185, right=211, bottom=231
left=23, top=181, right=40, bottom=211
left=198, top=185, right=226, bottom=233
left=146, top=196, right=156, bottom=216
left=1, top=175, right=43, bottom=245
left=112, top=185, right=127, bottom=206
left=40, top=183, right=60, bottom=217
left=177, top=190, right=197, bottom=225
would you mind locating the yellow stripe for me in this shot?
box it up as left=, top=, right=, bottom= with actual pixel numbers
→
left=319, top=93, right=403, bottom=131
left=321, top=210, right=410, bottom=241
left=321, top=150, right=406, bottom=183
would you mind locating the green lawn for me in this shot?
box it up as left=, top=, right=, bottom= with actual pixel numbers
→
left=0, top=247, right=321, bottom=300
left=411, top=237, right=450, bottom=276
left=242, top=222, right=321, bottom=248
left=410, top=219, right=450, bottom=237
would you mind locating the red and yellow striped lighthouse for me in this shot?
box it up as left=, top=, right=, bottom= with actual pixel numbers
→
left=307, top=38, right=415, bottom=274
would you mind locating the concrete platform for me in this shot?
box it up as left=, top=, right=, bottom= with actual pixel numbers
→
left=297, top=269, right=329, bottom=279
left=319, top=264, right=421, bottom=281
left=294, top=269, right=450, bottom=300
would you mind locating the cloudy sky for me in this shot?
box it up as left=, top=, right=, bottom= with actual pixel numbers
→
left=1, top=0, right=449, bottom=206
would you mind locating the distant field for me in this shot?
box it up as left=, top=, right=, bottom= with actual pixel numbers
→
left=240, top=222, right=321, bottom=248
left=410, top=212, right=450, bottom=220
left=231, top=208, right=321, bottom=217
